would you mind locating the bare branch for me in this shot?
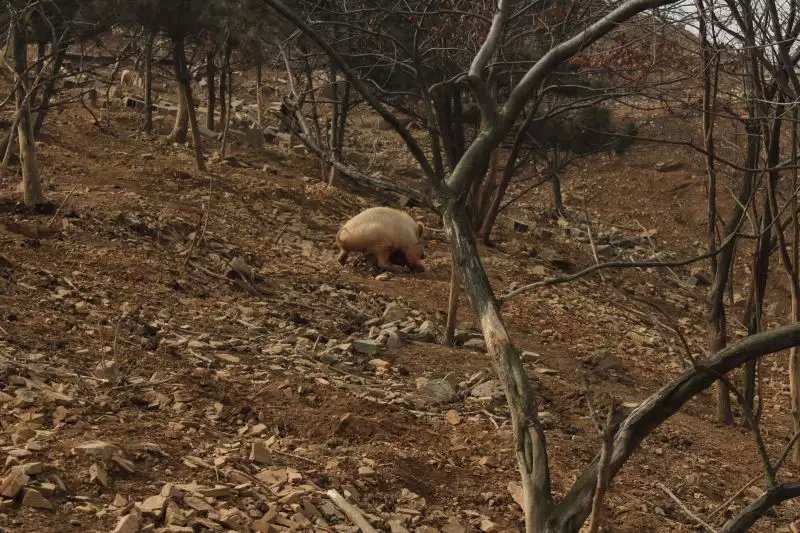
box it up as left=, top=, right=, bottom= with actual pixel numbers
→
left=550, top=323, right=800, bottom=530
left=718, top=482, right=800, bottom=533
left=262, top=0, right=438, bottom=182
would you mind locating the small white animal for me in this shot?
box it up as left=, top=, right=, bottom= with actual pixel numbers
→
left=336, top=207, right=426, bottom=272
left=120, top=69, right=135, bottom=86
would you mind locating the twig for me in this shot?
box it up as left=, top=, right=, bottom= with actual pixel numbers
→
left=182, top=177, right=213, bottom=269
left=657, top=482, right=717, bottom=533
left=707, top=473, right=764, bottom=519
left=582, top=377, right=618, bottom=533
left=273, top=224, right=288, bottom=245
left=327, top=489, right=379, bottom=533
left=583, top=201, right=603, bottom=278
left=47, top=185, right=77, bottom=227
left=501, top=206, right=748, bottom=303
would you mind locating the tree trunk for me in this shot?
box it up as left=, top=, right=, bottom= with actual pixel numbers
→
left=142, top=34, right=154, bottom=134
left=328, top=79, right=350, bottom=185
left=434, top=87, right=466, bottom=171
left=790, top=284, right=800, bottom=464
left=206, top=50, right=216, bottom=131
left=220, top=56, right=233, bottom=159
left=444, top=259, right=460, bottom=346
left=445, top=199, right=552, bottom=532
left=551, top=150, right=565, bottom=219
left=741, top=122, right=768, bottom=420
left=256, top=57, right=263, bottom=127
left=219, top=44, right=230, bottom=131
left=791, top=109, right=800, bottom=463
left=12, top=27, right=43, bottom=206
left=169, top=85, right=189, bottom=143
left=741, top=201, right=770, bottom=421
left=32, top=43, right=66, bottom=135
left=696, top=5, right=733, bottom=424
left=479, top=109, right=537, bottom=244
left=172, top=37, right=205, bottom=170
left=30, top=41, right=47, bottom=107
left=327, top=60, right=339, bottom=184
left=470, top=148, right=500, bottom=230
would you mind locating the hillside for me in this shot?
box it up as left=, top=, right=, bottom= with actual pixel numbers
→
left=2, top=35, right=800, bottom=533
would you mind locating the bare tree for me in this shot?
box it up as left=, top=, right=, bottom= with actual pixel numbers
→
left=263, top=0, right=800, bottom=530
left=9, top=5, right=44, bottom=206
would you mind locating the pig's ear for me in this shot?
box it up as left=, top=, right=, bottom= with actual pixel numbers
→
left=416, top=222, right=424, bottom=239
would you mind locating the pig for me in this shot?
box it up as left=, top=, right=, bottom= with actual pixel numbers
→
left=336, top=207, right=426, bottom=272
left=119, top=69, right=135, bottom=86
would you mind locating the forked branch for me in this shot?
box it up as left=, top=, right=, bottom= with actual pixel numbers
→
left=550, top=323, right=800, bottom=530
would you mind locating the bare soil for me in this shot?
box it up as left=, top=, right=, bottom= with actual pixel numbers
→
left=1, top=66, right=800, bottom=533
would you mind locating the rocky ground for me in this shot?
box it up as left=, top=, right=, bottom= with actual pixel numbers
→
left=1, top=65, right=800, bottom=533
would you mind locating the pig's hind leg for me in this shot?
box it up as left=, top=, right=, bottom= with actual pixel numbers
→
left=376, top=248, right=405, bottom=273
left=337, top=249, right=350, bottom=265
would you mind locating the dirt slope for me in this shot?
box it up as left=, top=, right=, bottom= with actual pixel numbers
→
left=0, top=83, right=799, bottom=533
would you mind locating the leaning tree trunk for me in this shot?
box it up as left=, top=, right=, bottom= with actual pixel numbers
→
left=445, top=199, right=552, bottom=532
left=479, top=107, right=537, bottom=244
left=172, top=36, right=205, bottom=171
left=12, top=25, right=43, bottom=206
left=168, top=85, right=189, bottom=143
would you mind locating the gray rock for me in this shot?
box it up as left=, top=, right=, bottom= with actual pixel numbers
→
left=353, top=339, right=381, bottom=355
left=382, top=302, right=407, bottom=322
left=422, top=378, right=458, bottom=404
left=654, top=159, right=683, bottom=172
left=454, top=330, right=481, bottom=345
left=386, top=332, right=406, bottom=350
left=414, top=320, right=438, bottom=342
left=470, top=379, right=504, bottom=399
left=538, top=411, right=557, bottom=429
left=463, top=338, right=487, bottom=350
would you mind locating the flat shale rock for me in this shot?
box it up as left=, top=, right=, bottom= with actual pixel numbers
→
left=0, top=467, right=29, bottom=498
left=21, top=488, right=54, bottom=510
left=113, top=512, right=141, bottom=533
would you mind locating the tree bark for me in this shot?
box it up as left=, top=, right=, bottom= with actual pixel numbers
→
left=479, top=109, right=537, bottom=244
left=219, top=43, right=231, bottom=131
left=171, top=37, right=204, bottom=170
left=444, top=199, right=552, bottom=533
left=551, top=323, right=800, bottom=532
left=741, top=122, right=769, bottom=421
left=444, top=259, right=460, bottom=346
left=551, top=150, right=565, bottom=218
left=13, top=26, right=43, bottom=206
left=256, top=56, right=263, bottom=127
left=142, top=33, right=154, bottom=134
left=168, top=84, right=189, bottom=143
left=33, top=43, right=66, bottom=135
left=220, top=56, right=233, bottom=159
left=206, top=50, right=216, bottom=131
